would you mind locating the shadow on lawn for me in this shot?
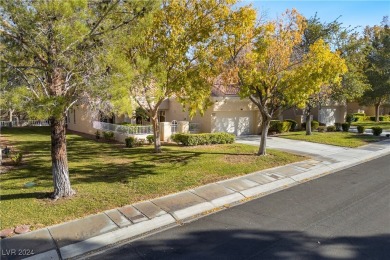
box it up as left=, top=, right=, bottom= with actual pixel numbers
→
left=2, top=128, right=257, bottom=193
left=4, top=128, right=276, bottom=195
left=0, top=192, right=50, bottom=201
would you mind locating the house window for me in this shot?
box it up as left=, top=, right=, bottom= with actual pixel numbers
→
left=99, top=112, right=114, bottom=124
left=171, top=120, right=178, bottom=133
left=158, top=111, right=166, bottom=122
left=73, top=109, right=76, bottom=124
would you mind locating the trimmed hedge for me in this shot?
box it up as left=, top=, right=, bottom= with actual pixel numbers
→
left=172, top=132, right=235, bottom=146
left=354, top=115, right=366, bottom=122
left=346, top=114, right=354, bottom=123
left=369, top=116, right=390, bottom=121
left=125, top=137, right=136, bottom=148
left=327, top=125, right=336, bottom=132
left=335, top=123, right=342, bottom=131
left=318, top=126, right=326, bottom=132
left=146, top=135, right=154, bottom=144
left=301, top=120, right=319, bottom=131
left=372, top=127, right=383, bottom=136
left=341, top=123, right=350, bottom=132
left=357, top=125, right=365, bottom=134
left=269, top=120, right=292, bottom=133
left=284, top=119, right=298, bottom=131
left=103, top=131, right=114, bottom=140
left=370, top=116, right=382, bottom=121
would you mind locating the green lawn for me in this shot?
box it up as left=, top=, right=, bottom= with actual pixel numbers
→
left=351, top=121, right=390, bottom=130
left=0, top=127, right=304, bottom=230
left=280, top=131, right=382, bottom=148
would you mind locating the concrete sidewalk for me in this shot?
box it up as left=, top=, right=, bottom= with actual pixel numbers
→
left=1, top=137, right=390, bottom=260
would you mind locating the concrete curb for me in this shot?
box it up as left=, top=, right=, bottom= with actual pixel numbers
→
left=2, top=142, right=390, bottom=260
left=59, top=214, right=176, bottom=259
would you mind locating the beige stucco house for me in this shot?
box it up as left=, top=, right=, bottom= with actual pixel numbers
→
left=67, top=82, right=389, bottom=138
left=67, top=84, right=262, bottom=137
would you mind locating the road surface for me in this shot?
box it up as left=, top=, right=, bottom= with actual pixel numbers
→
left=89, top=154, right=390, bottom=260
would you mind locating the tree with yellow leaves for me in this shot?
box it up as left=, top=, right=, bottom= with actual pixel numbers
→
left=222, top=9, right=347, bottom=155
left=107, top=0, right=236, bottom=153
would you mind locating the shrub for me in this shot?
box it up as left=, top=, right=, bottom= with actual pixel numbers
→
left=354, top=115, right=365, bottom=122
left=11, top=152, right=23, bottom=165
left=281, top=121, right=292, bottom=132
left=146, top=135, right=154, bottom=144
left=327, top=125, right=336, bottom=132
left=125, top=137, right=136, bottom=148
left=346, top=114, right=354, bottom=123
left=357, top=125, right=365, bottom=134
left=372, top=127, right=383, bottom=136
left=352, top=113, right=366, bottom=122
left=369, top=116, right=384, bottom=121
left=312, top=120, right=319, bottom=130
left=301, top=120, right=319, bottom=131
left=269, top=120, right=292, bottom=133
left=172, top=132, right=235, bottom=146
left=269, top=120, right=282, bottom=133
left=334, top=123, right=342, bottom=131
left=318, top=126, right=326, bottom=132
left=285, top=119, right=297, bottom=131
left=319, top=122, right=326, bottom=126
left=103, top=131, right=114, bottom=140
left=341, top=123, right=350, bottom=132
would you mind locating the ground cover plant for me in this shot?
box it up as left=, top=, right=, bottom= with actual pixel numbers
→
left=0, top=127, right=304, bottom=230
left=280, top=131, right=382, bottom=148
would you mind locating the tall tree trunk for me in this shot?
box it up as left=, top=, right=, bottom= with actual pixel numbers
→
left=258, top=116, right=270, bottom=156
left=151, top=113, right=162, bottom=153
left=9, top=109, right=13, bottom=122
left=305, top=113, right=312, bottom=135
left=375, top=103, right=380, bottom=122
left=50, top=116, right=75, bottom=199
left=305, top=103, right=312, bottom=135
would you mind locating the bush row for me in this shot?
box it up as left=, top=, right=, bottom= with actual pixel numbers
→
left=301, top=120, right=319, bottom=131
left=172, top=132, right=235, bottom=146
left=347, top=113, right=390, bottom=122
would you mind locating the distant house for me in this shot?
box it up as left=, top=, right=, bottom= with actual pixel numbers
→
left=282, top=101, right=390, bottom=126
left=282, top=101, right=347, bottom=126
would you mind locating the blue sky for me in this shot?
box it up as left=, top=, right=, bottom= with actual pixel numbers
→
left=243, top=1, right=389, bottom=31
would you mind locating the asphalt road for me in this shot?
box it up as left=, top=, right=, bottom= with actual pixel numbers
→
left=90, top=154, right=390, bottom=260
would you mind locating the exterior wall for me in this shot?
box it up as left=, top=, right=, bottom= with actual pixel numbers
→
left=283, top=105, right=346, bottom=126
left=318, top=105, right=346, bottom=125
left=164, top=97, right=260, bottom=135
left=347, top=102, right=376, bottom=115
left=211, top=97, right=260, bottom=135
left=347, top=101, right=390, bottom=116
left=67, top=105, right=97, bottom=135
left=164, top=98, right=212, bottom=133
left=212, top=96, right=257, bottom=112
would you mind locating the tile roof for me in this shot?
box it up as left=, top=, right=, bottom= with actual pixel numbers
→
left=211, top=83, right=240, bottom=96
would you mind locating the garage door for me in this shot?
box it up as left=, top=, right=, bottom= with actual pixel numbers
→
left=213, top=111, right=253, bottom=136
